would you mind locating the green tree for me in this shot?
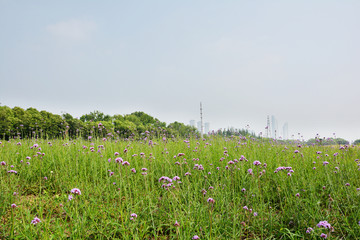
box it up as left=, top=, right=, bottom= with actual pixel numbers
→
left=80, top=110, right=112, bottom=122
left=0, top=106, right=14, bottom=138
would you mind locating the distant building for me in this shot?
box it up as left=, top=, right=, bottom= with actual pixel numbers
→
left=283, top=122, right=289, bottom=140
left=271, top=115, right=278, bottom=138
left=189, top=120, right=195, bottom=127
left=205, top=122, right=210, bottom=134
left=197, top=121, right=202, bottom=132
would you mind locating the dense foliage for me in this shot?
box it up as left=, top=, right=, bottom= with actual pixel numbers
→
left=0, top=106, right=198, bottom=140
left=306, top=137, right=350, bottom=146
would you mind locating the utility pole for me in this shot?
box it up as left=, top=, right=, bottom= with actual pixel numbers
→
left=200, top=102, right=203, bottom=138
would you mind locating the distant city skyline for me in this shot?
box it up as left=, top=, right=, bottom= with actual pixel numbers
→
left=189, top=119, right=210, bottom=135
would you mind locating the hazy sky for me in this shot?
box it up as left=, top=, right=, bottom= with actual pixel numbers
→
left=1, top=1, right=359, bottom=141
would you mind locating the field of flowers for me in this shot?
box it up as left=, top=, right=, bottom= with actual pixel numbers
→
left=1, top=135, right=360, bottom=239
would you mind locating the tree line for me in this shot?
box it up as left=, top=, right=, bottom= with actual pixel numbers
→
left=0, top=106, right=198, bottom=140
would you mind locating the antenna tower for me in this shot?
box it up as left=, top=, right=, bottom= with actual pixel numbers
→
left=200, top=102, right=203, bottom=138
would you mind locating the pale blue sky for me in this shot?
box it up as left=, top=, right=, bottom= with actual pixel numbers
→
left=1, top=1, right=359, bottom=141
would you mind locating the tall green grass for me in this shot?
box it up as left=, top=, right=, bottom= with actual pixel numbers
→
left=1, top=136, right=360, bottom=239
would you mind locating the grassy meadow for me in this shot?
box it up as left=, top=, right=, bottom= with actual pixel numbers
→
left=1, top=135, right=360, bottom=239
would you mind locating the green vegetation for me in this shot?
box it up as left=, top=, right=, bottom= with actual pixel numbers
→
left=0, top=106, right=197, bottom=140
left=1, top=135, right=360, bottom=239
left=306, top=137, right=350, bottom=146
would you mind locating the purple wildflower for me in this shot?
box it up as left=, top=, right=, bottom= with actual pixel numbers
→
left=122, top=161, right=130, bottom=166
left=70, top=188, right=81, bottom=195
left=68, top=195, right=73, bottom=201
left=31, top=217, right=41, bottom=225
left=317, top=220, right=331, bottom=229
left=253, top=160, right=261, bottom=166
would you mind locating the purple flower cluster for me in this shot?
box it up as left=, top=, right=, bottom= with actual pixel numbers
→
left=193, top=164, right=204, bottom=170
left=317, top=220, right=331, bottom=229
left=239, top=155, right=247, bottom=161
left=71, top=188, right=81, bottom=195
left=130, top=213, right=137, bottom=220
left=320, top=233, right=327, bottom=238
left=253, top=160, right=261, bottom=166
left=274, top=166, right=292, bottom=173
left=158, top=176, right=173, bottom=183
left=31, top=217, right=41, bottom=225
left=122, top=161, right=130, bottom=166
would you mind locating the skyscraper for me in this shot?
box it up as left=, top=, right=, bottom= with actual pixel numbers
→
left=271, top=115, right=278, bottom=138
left=189, top=120, right=195, bottom=127
left=283, top=122, right=289, bottom=140
left=205, top=122, right=210, bottom=134
left=197, top=121, right=202, bottom=132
